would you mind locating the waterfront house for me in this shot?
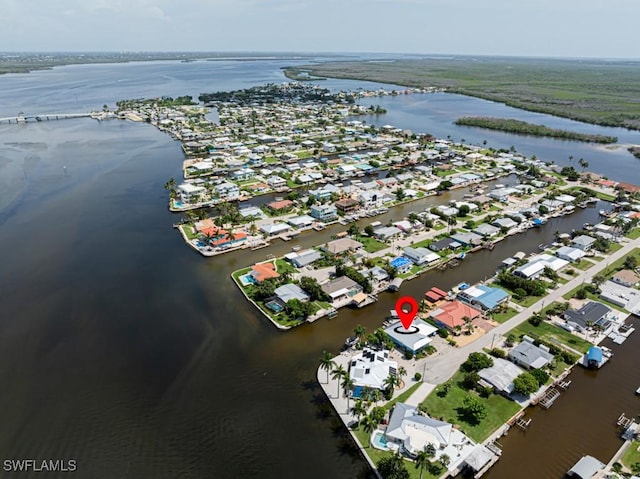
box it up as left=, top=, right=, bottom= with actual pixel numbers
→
left=555, top=246, right=586, bottom=263
left=403, top=247, right=440, bottom=266
left=429, top=301, right=482, bottom=333
left=267, top=199, right=295, bottom=213
left=349, top=348, right=397, bottom=396
left=287, top=215, right=315, bottom=229
left=178, top=183, right=206, bottom=203
left=266, top=175, right=287, bottom=188
left=310, top=204, right=338, bottom=222
left=321, top=276, right=363, bottom=304
left=358, top=191, right=381, bottom=207
left=477, top=357, right=524, bottom=396
left=429, top=237, right=462, bottom=252
left=390, top=257, right=412, bottom=274
left=288, top=249, right=323, bottom=268
left=599, top=280, right=640, bottom=312
left=384, top=319, right=437, bottom=354
left=229, top=168, right=255, bottom=181
left=457, top=285, right=510, bottom=311
left=260, top=223, right=292, bottom=236
left=451, top=232, right=483, bottom=246
left=363, top=266, right=389, bottom=286
left=571, top=235, right=596, bottom=251
left=508, top=337, right=554, bottom=370
left=335, top=198, right=360, bottom=213
left=611, top=270, right=639, bottom=287
left=323, top=238, right=363, bottom=256
left=563, top=301, right=613, bottom=334
left=250, top=262, right=280, bottom=283
left=374, top=226, right=403, bottom=241
left=513, top=254, right=569, bottom=279
left=473, top=223, right=500, bottom=238
left=274, top=283, right=310, bottom=304
left=492, top=217, right=518, bottom=230
left=215, top=182, right=240, bottom=201
left=385, top=403, right=472, bottom=461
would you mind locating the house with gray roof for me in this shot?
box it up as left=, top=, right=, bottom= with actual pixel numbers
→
left=492, top=218, right=518, bottom=230
left=555, top=246, right=586, bottom=263
left=289, top=249, right=323, bottom=268
left=429, top=237, right=462, bottom=252
left=563, top=301, right=613, bottom=333
left=274, top=283, right=310, bottom=304
left=451, top=232, right=483, bottom=246
left=478, top=358, right=524, bottom=396
left=572, top=235, right=597, bottom=251
left=508, top=337, right=554, bottom=370
left=321, top=276, right=363, bottom=302
left=473, top=223, right=500, bottom=238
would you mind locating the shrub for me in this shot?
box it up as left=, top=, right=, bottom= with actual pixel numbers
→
left=413, top=372, right=422, bottom=382
left=404, top=350, right=414, bottom=360
left=530, top=368, right=550, bottom=385
left=461, top=352, right=494, bottom=372
left=489, top=348, right=506, bottom=358
left=575, top=288, right=587, bottom=300
left=462, top=372, right=480, bottom=390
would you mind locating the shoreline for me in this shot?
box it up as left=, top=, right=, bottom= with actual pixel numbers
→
left=318, top=235, right=640, bottom=478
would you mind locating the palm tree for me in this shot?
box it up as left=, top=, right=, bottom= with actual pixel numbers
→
left=319, top=350, right=335, bottom=384
left=342, top=377, right=355, bottom=411
left=249, top=222, right=258, bottom=236
left=415, top=450, right=431, bottom=479
left=383, top=374, right=400, bottom=398
left=439, top=454, right=450, bottom=469
left=353, top=324, right=366, bottom=344
left=397, top=367, right=407, bottom=387
left=360, top=414, right=377, bottom=446
left=351, top=399, right=367, bottom=423
left=331, top=365, right=347, bottom=398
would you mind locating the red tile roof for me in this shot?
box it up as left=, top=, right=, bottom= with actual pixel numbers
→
left=431, top=287, right=448, bottom=298
left=424, top=291, right=441, bottom=302
left=431, top=301, right=481, bottom=330
left=251, top=262, right=280, bottom=283
left=268, top=199, right=294, bottom=210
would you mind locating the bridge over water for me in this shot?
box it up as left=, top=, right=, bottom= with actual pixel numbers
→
left=0, top=112, right=94, bottom=124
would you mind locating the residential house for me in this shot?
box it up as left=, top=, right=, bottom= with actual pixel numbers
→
left=250, top=262, right=280, bottom=283
left=274, top=283, right=310, bottom=304
left=384, top=319, right=438, bottom=354
left=390, top=257, right=412, bottom=274
left=513, top=254, right=569, bottom=279
left=385, top=403, right=471, bottom=460
left=429, top=238, right=462, bottom=252
left=349, top=348, right=397, bottom=396
left=492, top=218, right=518, bottom=230
left=478, top=357, right=524, bottom=396
left=430, top=301, right=482, bottom=332
left=403, top=247, right=440, bottom=266
left=451, top=232, right=484, bottom=246
left=267, top=199, right=295, bottom=214
left=323, top=238, right=363, bottom=256
left=266, top=175, right=287, bottom=188
left=215, top=182, right=240, bottom=201
left=358, top=191, right=381, bottom=207
left=555, top=246, right=586, bottom=263
left=260, top=223, right=292, bottom=236
left=229, top=168, right=255, bottom=181
left=612, top=270, right=639, bottom=287
left=288, top=249, right=323, bottom=268
left=508, top=337, right=554, bottom=370
left=457, top=285, right=510, bottom=311
left=374, top=226, right=403, bottom=241
left=473, top=223, right=500, bottom=238
left=563, top=301, right=613, bottom=333
left=287, top=215, right=315, bottom=229
left=572, top=235, right=597, bottom=251
left=310, top=204, right=338, bottom=222
left=335, top=198, right=360, bottom=213
left=177, top=183, right=206, bottom=203
left=321, top=276, right=363, bottom=303
left=363, top=266, right=390, bottom=286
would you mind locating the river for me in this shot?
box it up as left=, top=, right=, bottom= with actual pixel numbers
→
left=0, top=57, right=637, bottom=478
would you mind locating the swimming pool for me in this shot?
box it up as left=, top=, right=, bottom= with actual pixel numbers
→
left=265, top=300, right=284, bottom=312
left=372, top=432, right=389, bottom=450
left=238, top=273, right=257, bottom=286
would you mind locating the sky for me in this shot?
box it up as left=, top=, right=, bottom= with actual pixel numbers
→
left=1, top=0, right=638, bottom=58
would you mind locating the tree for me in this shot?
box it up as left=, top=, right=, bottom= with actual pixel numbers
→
left=341, top=376, right=355, bottom=411
left=364, top=224, right=375, bottom=237
left=360, top=415, right=377, bottom=445
left=353, top=324, right=366, bottom=343
left=505, top=333, right=517, bottom=347
left=462, top=371, right=480, bottom=390
left=331, top=365, right=347, bottom=398
left=513, top=372, right=539, bottom=395
left=383, top=374, right=400, bottom=398
left=457, top=204, right=470, bottom=217
left=348, top=224, right=360, bottom=237
left=461, top=352, right=493, bottom=372
left=377, top=453, right=410, bottom=479
left=530, top=368, right=549, bottom=385
left=351, top=399, right=367, bottom=423
left=370, top=406, right=386, bottom=425
left=624, top=255, right=638, bottom=270
left=414, top=450, right=431, bottom=479
left=460, top=396, right=487, bottom=424
left=319, top=350, right=335, bottom=384
left=439, top=454, right=450, bottom=468
left=284, top=298, right=311, bottom=320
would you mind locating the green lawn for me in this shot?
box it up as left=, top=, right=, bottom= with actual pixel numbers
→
left=490, top=307, right=518, bottom=324
left=626, top=228, right=640, bottom=240
left=621, top=441, right=640, bottom=471
left=398, top=265, right=424, bottom=279
left=357, top=236, right=389, bottom=254
left=574, top=259, right=596, bottom=271
left=275, top=258, right=296, bottom=274
left=411, top=238, right=434, bottom=249
left=509, top=320, right=593, bottom=354
left=563, top=285, right=629, bottom=313
left=512, top=295, right=543, bottom=308
left=420, top=371, right=520, bottom=442
left=433, top=223, right=446, bottom=231
left=180, top=225, right=199, bottom=240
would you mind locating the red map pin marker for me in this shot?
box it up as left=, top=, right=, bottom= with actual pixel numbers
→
left=395, top=296, right=418, bottom=330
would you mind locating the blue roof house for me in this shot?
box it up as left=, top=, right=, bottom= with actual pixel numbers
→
left=457, top=285, right=510, bottom=311
left=390, top=257, right=412, bottom=274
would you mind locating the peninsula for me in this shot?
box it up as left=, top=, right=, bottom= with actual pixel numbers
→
left=454, top=117, right=618, bottom=144
left=283, top=57, right=640, bottom=130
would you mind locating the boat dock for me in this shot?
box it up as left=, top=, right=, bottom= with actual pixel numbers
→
left=538, top=387, right=561, bottom=409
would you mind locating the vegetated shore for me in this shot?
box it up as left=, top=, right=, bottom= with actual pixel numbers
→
left=454, top=117, right=618, bottom=143
left=283, top=57, right=640, bottom=130
left=628, top=146, right=640, bottom=159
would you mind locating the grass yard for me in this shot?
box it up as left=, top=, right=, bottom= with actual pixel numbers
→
left=411, top=238, right=434, bottom=249
left=490, top=307, right=518, bottom=324
left=512, top=295, right=543, bottom=308
left=574, top=258, right=596, bottom=270
left=626, top=228, right=640, bottom=240
left=562, top=284, right=630, bottom=313
left=420, top=371, right=520, bottom=442
left=181, top=224, right=199, bottom=240
left=509, top=320, right=593, bottom=354
left=275, top=258, right=296, bottom=274
left=357, top=236, right=389, bottom=254
left=621, top=441, right=640, bottom=471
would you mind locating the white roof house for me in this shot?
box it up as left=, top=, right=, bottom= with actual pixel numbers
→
left=384, top=319, right=437, bottom=353
left=513, top=254, right=569, bottom=279
left=572, top=235, right=597, bottom=251
left=349, top=348, right=397, bottom=392
left=403, top=247, right=440, bottom=266
left=478, top=358, right=524, bottom=395
left=260, top=223, right=292, bottom=235
left=555, top=246, right=586, bottom=263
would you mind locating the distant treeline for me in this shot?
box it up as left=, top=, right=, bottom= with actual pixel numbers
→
left=454, top=117, right=618, bottom=143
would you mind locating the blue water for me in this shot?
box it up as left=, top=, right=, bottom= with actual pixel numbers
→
left=373, top=432, right=388, bottom=449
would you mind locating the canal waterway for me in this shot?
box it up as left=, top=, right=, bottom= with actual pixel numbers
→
left=0, top=58, right=637, bottom=478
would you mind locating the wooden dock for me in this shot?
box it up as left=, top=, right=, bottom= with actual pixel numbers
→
left=539, top=388, right=561, bottom=409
